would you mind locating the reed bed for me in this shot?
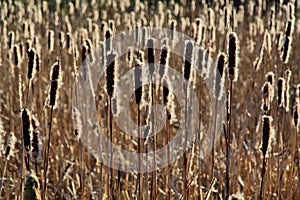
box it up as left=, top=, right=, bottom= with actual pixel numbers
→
left=0, top=0, right=299, bottom=200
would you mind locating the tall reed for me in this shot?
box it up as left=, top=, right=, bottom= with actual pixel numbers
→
left=42, top=60, right=61, bottom=200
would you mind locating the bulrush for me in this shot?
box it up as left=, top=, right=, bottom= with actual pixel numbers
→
left=48, top=61, right=61, bottom=108
left=265, top=72, right=275, bottom=86
left=147, top=38, right=155, bottom=77
left=106, top=51, right=118, bottom=98
left=183, top=40, right=194, bottom=82
left=259, top=115, right=274, bottom=200
left=261, top=115, right=274, bottom=157
left=66, top=32, right=73, bottom=54
left=27, top=48, right=36, bottom=80
left=82, top=44, right=88, bottom=63
left=12, top=44, right=20, bottom=66
left=227, top=32, right=239, bottom=82
left=261, top=82, right=273, bottom=113
left=31, top=115, right=40, bottom=160
left=22, top=108, right=32, bottom=152
left=281, top=20, right=294, bottom=63
left=277, top=78, right=286, bottom=108
left=48, top=30, right=54, bottom=53
left=194, top=18, right=202, bottom=44
left=214, top=52, right=226, bottom=100
left=158, top=42, right=170, bottom=83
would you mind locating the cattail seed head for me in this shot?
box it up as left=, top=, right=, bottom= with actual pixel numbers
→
left=82, top=44, right=88, bottom=63
left=22, top=108, right=32, bottom=152
left=48, top=61, right=61, bottom=108
left=265, top=72, right=275, bottom=86
left=147, top=38, right=155, bottom=76
left=105, top=28, right=113, bottom=52
left=59, top=31, right=65, bottom=48
left=183, top=40, right=194, bottom=81
left=28, top=48, right=36, bottom=80
left=261, top=82, right=273, bottom=112
left=31, top=115, right=40, bottom=160
left=106, top=51, right=118, bottom=97
left=48, top=30, right=54, bottom=53
left=227, top=32, right=240, bottom=82
left=285, top=20, right=294, bottom=38
left=278, top=78, right=286, bottom=107
left=214, top=52, right=226, bottom=100
left=159, top=43, right=170, bottom=82
left=261, top=115, right=274, bottom=157
left=8, top=31, right=15, bottom=49
left=12, top=44, right=20, bottom=66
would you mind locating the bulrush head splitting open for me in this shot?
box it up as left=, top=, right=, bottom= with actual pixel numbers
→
left=227, top=32, right=239, bottom=82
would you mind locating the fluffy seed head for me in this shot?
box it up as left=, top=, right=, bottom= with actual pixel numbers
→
left=227, top=32, right=240, bottom=82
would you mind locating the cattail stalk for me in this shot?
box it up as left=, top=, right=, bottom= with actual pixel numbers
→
left=43, top=61, right=61, bottom=200
left=259, top=115, right=273, bottom=200
left=182, top=40, right=194, bottom=200
left=106, top=51, right=118, bottom=199
left=276, top=77, right=285, bottom=199
left=133, top=58, right=143, bottom=200
left=226, top=32, right=239, bottom=200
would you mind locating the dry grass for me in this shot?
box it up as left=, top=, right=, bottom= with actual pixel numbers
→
left=0, top=0, right=299, bottom=199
